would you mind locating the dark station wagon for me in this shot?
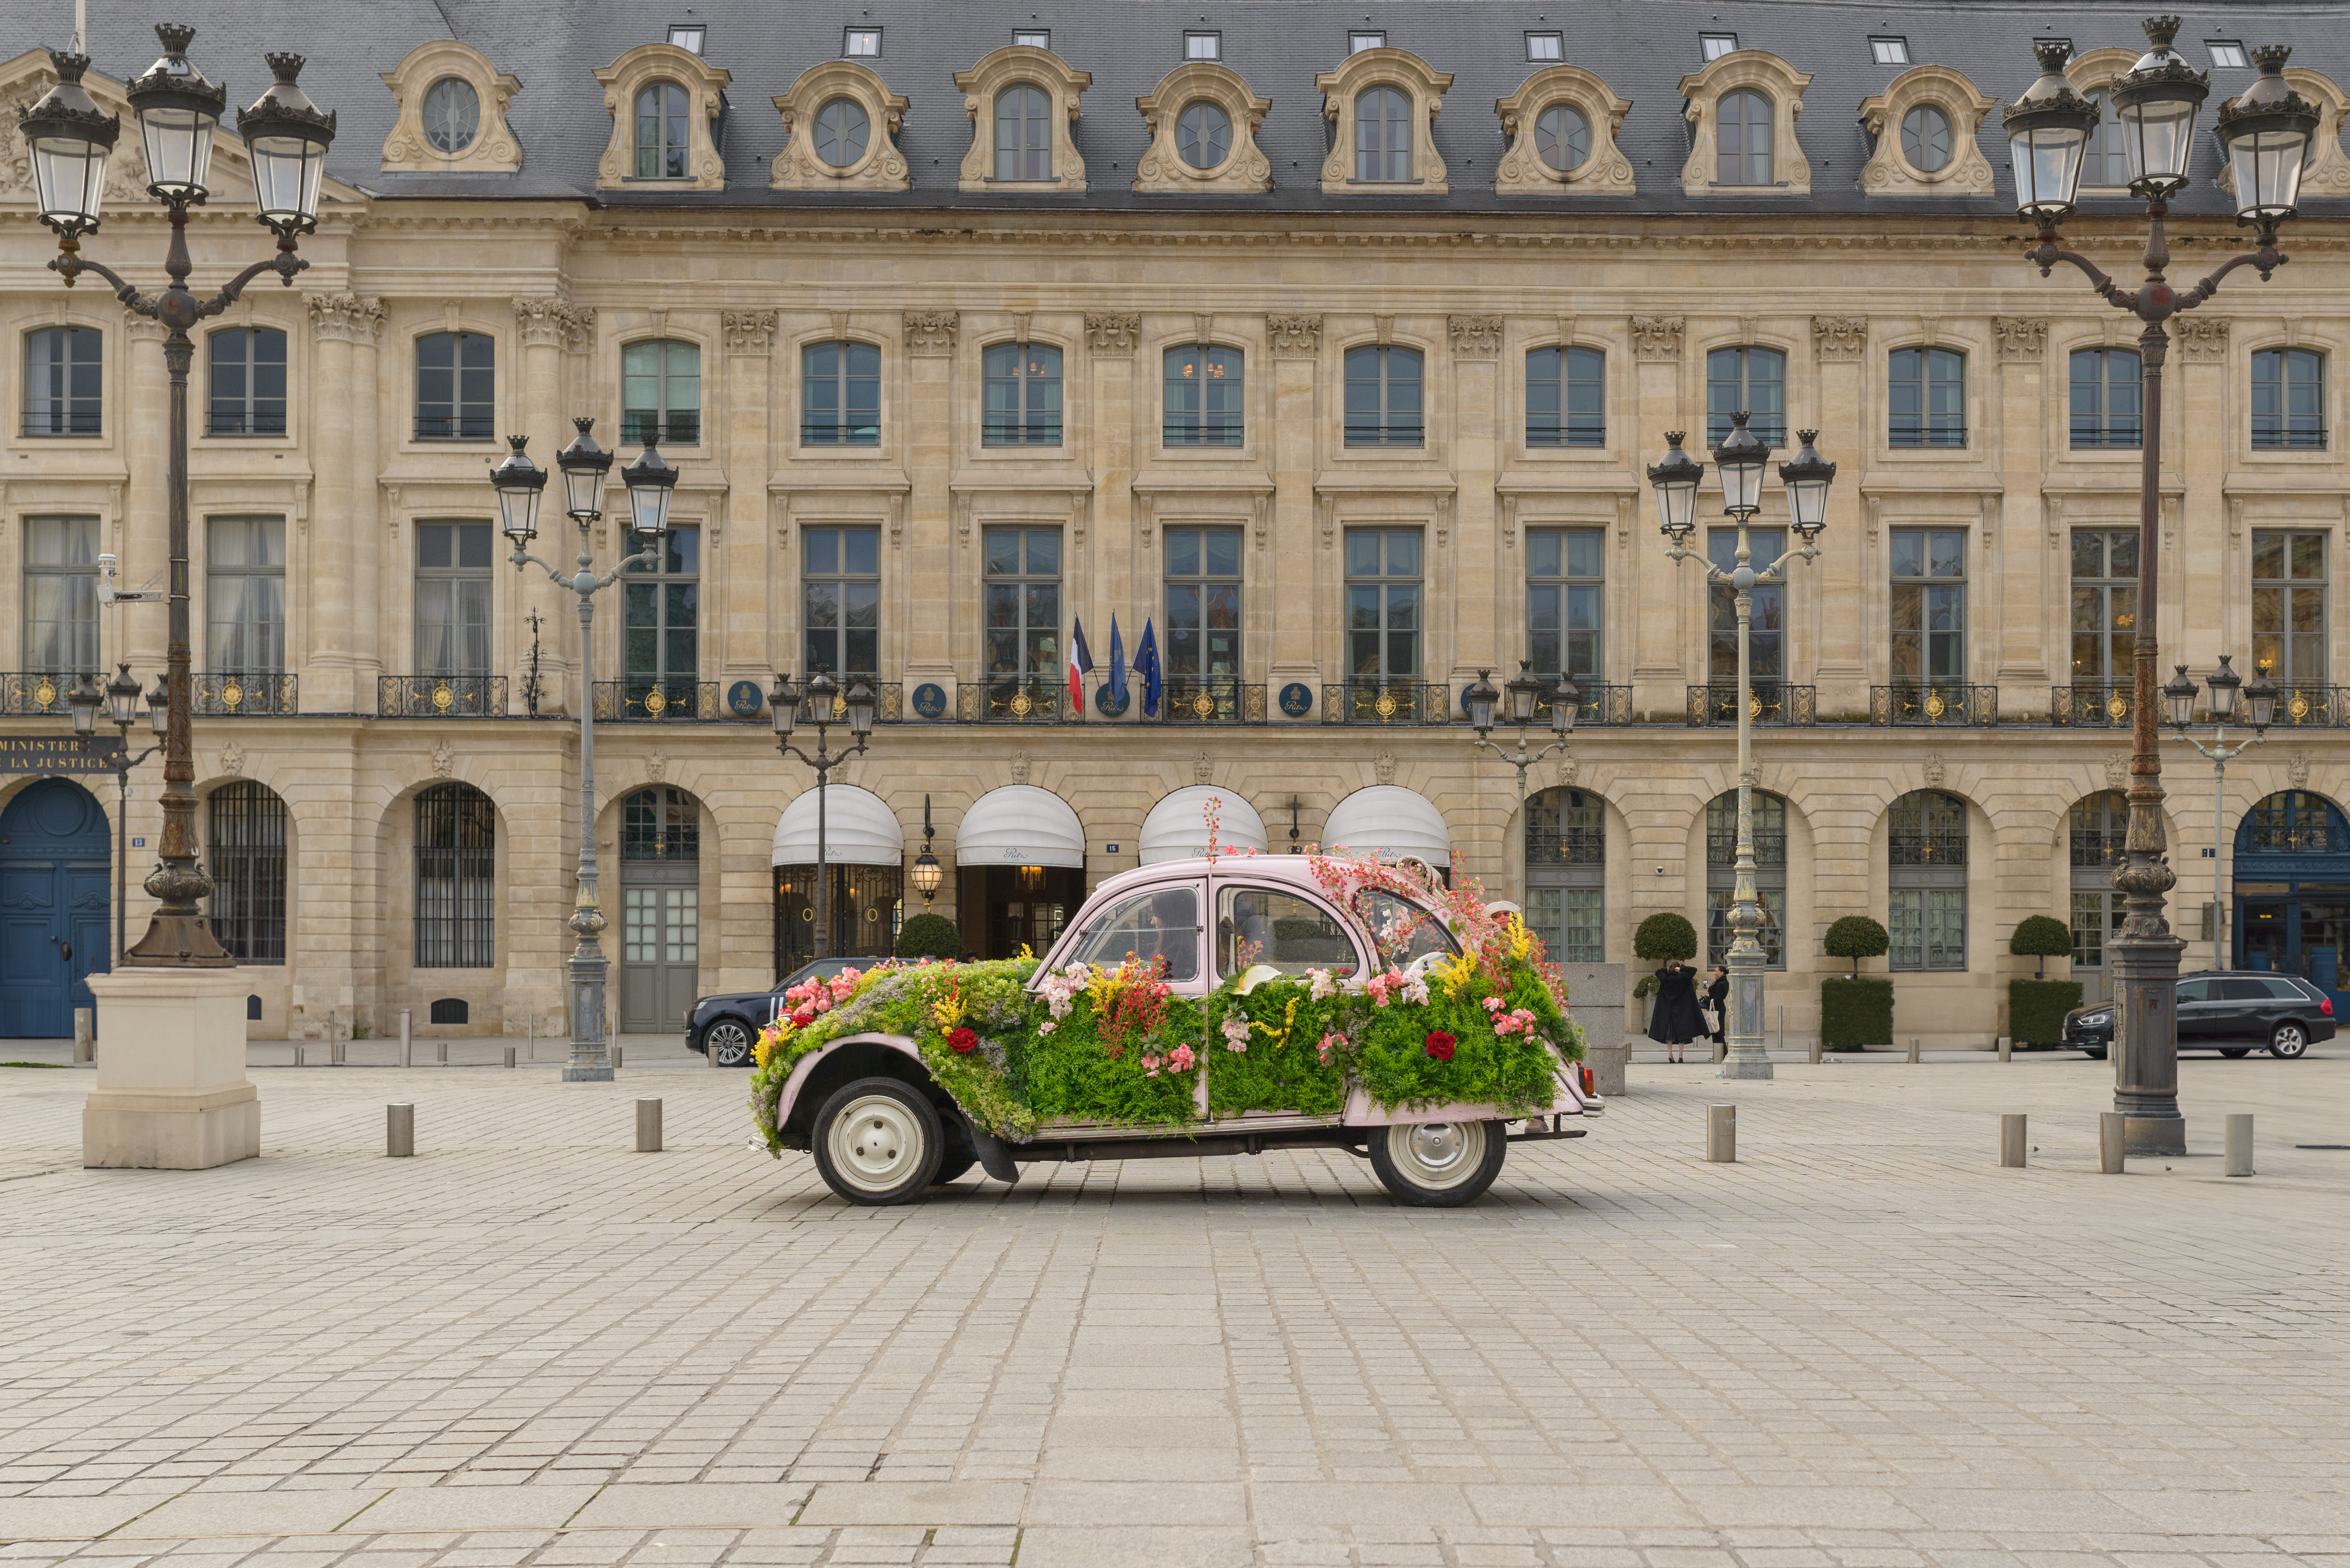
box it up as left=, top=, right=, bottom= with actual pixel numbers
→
left=2062, top=970, right=2336, bottom=1060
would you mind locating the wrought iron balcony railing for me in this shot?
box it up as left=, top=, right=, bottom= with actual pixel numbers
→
left=1890, top=830, right=1969, bottom=866
left=2265, top=684, right=2350, bottom=727
left=2052, top=684, right=2134, bottom=727
left=958, top=676, right=1070, bottom=723
left=1706, top=831, right=1788, bottom=867
left=1323, top=680, right=1448, bottom=726
left=378, top=676, right=508, bottom=717
left=593, top=679, right=721, bottom=722
left=0, top=671, right=99, bottom=716
left=1146, top=678, right=1266, bottom=724
left=1871, top=683, right=1997, bottom=726
left=1526, top=829, right=1605, bottom=866
left=1686, top=683, right=1814, bottom=726
left=193, top=673, right=297, bottom=716
left=1536, top=683, right=1632, bottom=727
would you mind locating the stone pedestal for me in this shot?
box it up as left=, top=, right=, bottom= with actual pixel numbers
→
left=1561, top=963, right=1627, bottom=1095
left=82, top=969, right=259, bottom=1170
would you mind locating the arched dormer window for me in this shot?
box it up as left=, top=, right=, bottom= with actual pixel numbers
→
left=1134, top=62, right=1272, bottom=193
left=594, top=44, right=730, bottom=191
left=1717, top=90, right=1772, bottom=185
left=1677, top=50, right=1812, bottom=196
left=772, top=61, right=910, bottom=191
left=636, top=82, right=690, bottom=178
left=1858, top=65, right=1996, bottom=196
left=1494, top=65, right=1634, bottom=194
left=954, top=47, right=1091, bottom=193
left=995, top=85, right=1051, bottom=179
left=1316, top=47, right=1452, bottom=195
left=378, top=40, right=522, bottom=173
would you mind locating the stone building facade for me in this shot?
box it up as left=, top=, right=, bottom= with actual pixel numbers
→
left=3, top=4, right=2348, bottom=1045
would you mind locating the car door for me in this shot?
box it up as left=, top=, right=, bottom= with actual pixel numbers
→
left=1050, top=879, right=1211, bottom=1125
left=2213, top=978, right=2274, bottom=1042
left=2171, top=977, right=2218, bottom=1041
left=1209, top=882, right=1364, bottom=1121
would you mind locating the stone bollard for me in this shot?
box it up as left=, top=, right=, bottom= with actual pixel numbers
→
left=399, top=1010, right=412, bottom=1068
left=1998, top=1035, right=2012, bottom=1063
left=1706, top=1103, right=1736, bottom=1163
left=436, top=1040, right=449, bottom=1066
left=708, top=1038, right=724, bottom=1070
left=2225, top=1113, right=2254, bottom=1177
left=332, top=1035, right=346, bottom=1067
left=2099, top=1111, right=2126, bottom=1174
left=2000, top=1113, right=2027, bottom=1168
left=73, top=1008, right=94, bottom=1065
left=1807, top=1035, right=1822, bottom=1064
left=503, top=1045, right=516, bottom=1069
left=387, top=1103, right=415, bottom=1158
left=1908, top=1037, right=1922, bottom=1064
left=1584, top=1041, right=1627, bottom=1097
left=636, top=1098, right=663, bottom=1153
left=613, top=1045, right=624, bottom=1071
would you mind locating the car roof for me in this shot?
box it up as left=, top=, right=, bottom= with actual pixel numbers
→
left=1082, top=854, right=1351, bottom=907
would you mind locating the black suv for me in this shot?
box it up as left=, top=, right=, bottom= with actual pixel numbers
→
left=685, top=957, right=887, bottom=1067
left=2062, top=970, right=2335, bottom=1060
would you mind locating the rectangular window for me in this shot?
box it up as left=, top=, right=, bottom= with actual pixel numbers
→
left=802, top=340, right=882, bottom=446
left=982, top=342, right=1063, bottom=446
left=1164, top=525, right=1243, bottom=684
left=415, top=788, right=495, bottom=970
left=1344, top=527, right=1422, bottom=680
left=207, top=516, right=286, bottom=673
left=414, top=521, right=494, bottom=677
left=1185, top=31, right=1221, bottom=60
left=1890, top=528, right=1966, bottom=686
left=206, top=327, right=288, bottom=437
left=1870, top=36, right=1909, bottom=64
left=23, top=515, right=99, bottom=673
left=2072, top=889, right=2120, bottom=969
left=415, top=331, right=495, bottom=440
left=2207, top=39, right=2248, bottom=68
left=982, top=527, right=1061, bottom=679
left=1013, top=28, right=1050, bottom=48
left=667, top=25, right=704, bottom=53
left=624, top=526, right=700, bottom=684
left=844, top=28, right=881, bottom=56
left=1701, top=33, right=1737, bottom=60
left=803, top=525, right=880, bottom=678
left=1705, top=346, right=1785, bottom=447
left=1526, top=528, right=1604, bottom=686
left=1525, top=31, right=1563, bottom=61
left=2069, top=348, right=2142, bottom=449
left=622, top=339, right=700, bottom=447
left=2069, top=528, right=2138, bottom=684
left=1164, top=344, right=1244, bottom=446
left=1888, top=347, right=1965, bottom=448
left=2252, top=530, right=2326, bottom=690
left=1343, top=345, right=1424, bottom=447
left=1707, top=888, right=1786, bottom=969
left=2251, top=348, right=2326, bottom=450
left=1889, top=888, right=1967, bottom=971
left=22, top=327, right=102, bottom=437
left=209, top=783, right=288, bottom=965
left=1708, top=527, right=1784, bottom=683
left=1349, top=31, right=1387, bottom=54
left=1525, top=345, right=1605, bottom=448
left=1526, top=887, right=1605, bottom=966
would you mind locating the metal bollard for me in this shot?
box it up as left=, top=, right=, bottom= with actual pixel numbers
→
left=2099, top=1111, right=2126, bottom=1174
left=503, top=1045, right=516, bottom=1069
left=613, top=1045, right=624, bottom=1071
left=636, top=1098, right=663, bottom=1152
left=2225, top=1113, right=2254, bottom=1177
left=73, top=1008, right=94, bottom=1065
left=399, top=1009, right=412, bottom=1068
left=1998, top=1034, right=2012, bottom=1063
left=526, top=1011, right=534, bottom=1063
left=332, top=1035, right=346, bottom=1067
left=387, top=1103, right=415, bottom=1158
left=1706, top=1103, right=1736, bottom=1163
left=2000, top=1113, right=2027, bottom=1168
left=1808, top=1035, right=1822, bottom=1064
left=1908, top=1037, right=1922, bottom=1064
left=708, top=1038, right=723, bottom=1069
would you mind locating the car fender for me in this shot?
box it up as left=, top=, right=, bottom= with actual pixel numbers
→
left=775, top=1031, right=926, bottom=1129
left=1341, top=1045, right=1589, bottom=1126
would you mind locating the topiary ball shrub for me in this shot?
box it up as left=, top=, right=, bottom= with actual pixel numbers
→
left=1824, top=915, right=1890, bottom=980
left=1633, top=912, right=1698, bottom=963
left=2008, top=914, right=2074, bottom=979
left=895, top=911, right=963, bottom=962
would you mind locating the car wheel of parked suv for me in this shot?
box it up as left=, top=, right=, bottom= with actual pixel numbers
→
left=1368, top=1120, right=1506, bottom=1207
left=704, top=1019, right=756, bottom=1068
left=2220, top=1047, right=2253, bottom=1059
left=2270, top=1022, right=2310, bottom=1060
left=813, top=1078, right=943, bottom=1205
left=2080, top=1045, right=2108, bottom=1061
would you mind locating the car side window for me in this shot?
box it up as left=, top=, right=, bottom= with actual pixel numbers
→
left=2218, top=978, right=2273, bottom=1001
left=1068, top=886, right=1200, bottom=981
left=2259, top=978, right=2308, bottom=1001
left=1217, top=886, right=1360, bottom=979
left=2175, top=979, right=2211, bottom=1002
left=1351, top=888, right=1459, bottom=970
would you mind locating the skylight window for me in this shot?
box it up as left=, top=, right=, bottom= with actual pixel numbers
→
left=1870, top=36, right=1909, bottom=66
left=1186, top=31, right=1221, bottom=60
left=844, top=28, right=881, bottom=57
left=1350, top=31, right=1387, bottom=54
left=1014, top=29, right=1051, bottom=49
left=1701, top=33, right=1738, bottom=61
left=1526, top=31, right=1564, bottom=62
left=2207, top=39, right=2248, bottom=68
left=667, top=25, right=705, bottom=54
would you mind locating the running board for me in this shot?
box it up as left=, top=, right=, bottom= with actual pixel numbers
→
left=984, top=1120, right=1588, bottom=1169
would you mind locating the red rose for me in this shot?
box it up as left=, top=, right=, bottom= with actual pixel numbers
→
left=1424, top=1031, right=1457, bottom=1062
left=947, top=1027, right=979, bottom=1054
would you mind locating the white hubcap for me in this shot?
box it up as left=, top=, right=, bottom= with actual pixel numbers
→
left=827, top=1095, right=924, bottom=1191
left=1388, top=1121, right=1487, bottom=1189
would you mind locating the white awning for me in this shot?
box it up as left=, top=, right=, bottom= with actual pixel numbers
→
left=1139, top=786, right=1270, bottom=864
left=956, top=784, right=1086, bottom=869
left=1321, top=785, right=1451, bottom=869
left=771, top=783, right=905, bottom=867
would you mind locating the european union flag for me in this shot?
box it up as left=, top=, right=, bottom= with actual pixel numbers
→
left=1135, top=619, right=1162, bottom=719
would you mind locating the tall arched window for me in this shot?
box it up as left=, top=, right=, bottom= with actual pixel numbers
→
left=994, top=84, right=1052, bottom=180
left=620, top=786, right=701, bottom=1031
left=1706, top=793, right=1786, bottom=969
left=2069, top=792, right=2127, bottom=998
left=635, top=81, right=690, bottom=178
left=415, top=783, right=495, bottom=968
left=802, top=341, right=882, bottom=446
left=1889, top=790, right=1967, bottom=971
left=1525, top=787, right=1603, bottom=964
left=2069, top=348, right=2142, bottom=449
left=1525, top=346, right=1604, bottom=448
left=209, top=781, right=288, bottom=965
left=982, top=342, right=1063, bottom=446
left=1705, top=346, right=1784, bottom=447
left=2252, top=348, right=2326, bottom=450
left=621, top=339, right=700, bottom=446
left=1355, top=86, right=1413, bottom=182
left=1344, top=345, right=1424, bottom=447
left=1715, top=88, right=1774, bottom=185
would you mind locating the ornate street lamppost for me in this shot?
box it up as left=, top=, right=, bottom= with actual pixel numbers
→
left=771, top=671, right=878, bottom=963
left=492, top=419, right=677, bottom=1082
left=1465, top=662, right=1575, bottom=901
left=2005, top=23, right=2316, bottom=1152
left=1648, top=420, right=1836, bottom=1081
left=20, top=28, right=335, bottom=967
left=2164, top=656, right=2277, bottom=975
left=66, top=664, right=170, bottom=967
left=911, top=795, right=944, bottom=913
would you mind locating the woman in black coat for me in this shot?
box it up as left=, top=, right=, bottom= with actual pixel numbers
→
left=1706, top=965, right=1730, bottom=1050
left=1648, top=959, right=1705, bottom=1063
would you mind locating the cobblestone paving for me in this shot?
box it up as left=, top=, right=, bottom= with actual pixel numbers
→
left=1, top=1046, right=2346, bottom=1567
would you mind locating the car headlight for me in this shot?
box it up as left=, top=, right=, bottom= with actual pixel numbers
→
left=2078, top=1012, right=2111, bottom=1029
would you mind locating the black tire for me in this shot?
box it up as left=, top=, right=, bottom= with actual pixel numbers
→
left=2081, top=1045, right=2108, bottom=1061
left=932, top=1118, right=978, bottom=1185
left=2270, top=1022, right=2310, bottom=1060
left=2220, top=1046, right=2253, bottom=1059
left=1367, top=1120, right=1505, bottom=1208
left=811, top=1077, right=943, bottom=1205
left=703, top=1017, right=757, bottom=1068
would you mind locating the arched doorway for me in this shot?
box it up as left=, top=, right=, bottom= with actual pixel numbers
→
left=0, top=779, right=110, bottom=1037
left=1524, top=787, right=1603, bottom=963
left=619, top=786, right=700, bottom=1032
left=1887, top=790, right=1968, bottom=972
left=772, top=784, right=906, bottom=974
left=2068, top=792, right=2127, bottom=1005
left=1704, top=791, right=1786, bottom=969
left=2234, top=790, right=2350, bottom=1009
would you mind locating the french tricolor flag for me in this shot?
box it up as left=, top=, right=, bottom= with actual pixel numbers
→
left=1068, top=617, right=1093, bottom=715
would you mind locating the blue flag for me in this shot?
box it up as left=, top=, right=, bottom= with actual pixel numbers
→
left=1135, top=619, right=1163, bottom=719
left=1106, top=616, right=1128, bottom=707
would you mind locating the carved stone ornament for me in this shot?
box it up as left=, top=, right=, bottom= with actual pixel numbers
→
left=1010, top=750, right=1032, bottom=786
left=1267, top=314, right=1323, bottom=358
left=1193, top=750, right=1212, bottom=785
left=1993, top=317, right=2049, bottom=362
left=2176, top=316, right=2230, bottom=362
left=1448, top=315, right=1505, bottom=359
left=903, top=312, right=960, bottom=355
left=594, top=44, right=731, bottom=191
left=1556, top=754, right=1579, bottom=789
left=513, top=296, right=595, bottom=352
left=2289, top=751, right=2312, bottom=790
left=1923, top=752, right=1947, bottom=787
left=1811, top=315, right=1867, bottom=361
left=1084, top=314, right=1140, bottom=355
left=1630, top=315, right=1685, bottom=361
left=1856, top=66, right=1998, bottom=197
left=379, top=40, right=522, bottom=174
left=1316, top=48, right=1453, bottom=195
left=1493, top=65, right=1635, bottom=195
left=2105, top=753, right=2130, bottom=791
left=432, top=738, right=456, bottom=780
left=1678, top=51, right=1813, bottom=198
left=956, top=46, right=1091, bottom=193
left=1134, top=62, right=1273, bottom=193
left=1374, top=749, right=1398, bottom=787
left=647, top=752, right=667, bottom=785
left=723, top=310, right=778, bottom=353
left=772, top=61, right=911, bottom=191
left=308, top=293, right=385, bottom=345
left=218, top=742, right=246, bottom=778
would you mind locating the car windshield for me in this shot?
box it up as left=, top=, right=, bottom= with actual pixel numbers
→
left=1351, top=888, right=1459, bottom=970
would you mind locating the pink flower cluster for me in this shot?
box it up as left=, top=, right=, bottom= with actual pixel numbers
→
left=1304, top=967, right=1339, bottom=1001
left=777, top=965, right=863, bottom=1030
left=1036, top=962, right=1091, bottom=1020
left=1315, top=1030, right=1346, bottom=1065
left=1142, top=1042, right=1198, bottom=1078
left=1482, top=994, right=1539, bottom=1036
left=1362, top=969, right=1429, bottom=1009
left=1219, top=1014, right=1251, bottom=1052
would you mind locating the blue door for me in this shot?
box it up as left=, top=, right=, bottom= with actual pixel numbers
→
left=0, top=779, right=111, bottom=1038
left=2232, top=791, right=2350, bottom=1017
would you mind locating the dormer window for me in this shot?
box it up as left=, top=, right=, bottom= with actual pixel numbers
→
left=1701, top=33, right=1737, bottom=61
left=772, top=60, right=911, bottom=190
left=995, top=85, right=1052, bottom=179
left=955, top=46, right=1092, bottom=192
left=845, top=28, right=880, bottom=57
left=636, top=82, right=690, bottom=178
left=1134, top=61, right=1273, bottom=193
left=1350, top=32, right=1386, bottom=55
left=422, top=79, right=479, bottom=152
left=1678, top=49, right=1813, bottom=196
left=1526, top=31, right=1563, bottom=62
left=1317, top=46, right=1453, bottom=194
left=1185, top=31, right=1220, bottom=61
left=1870, top=37, right=1909, bottom=65
left=1356, top=87, right=1413, bottom=182
left=666, top=26, right=704, bottom=54
left=1014, top=29, right=1050, bottom=49
left=380, top=41, right=524, bottom=174
left=1715, top=89, right=1772, bottom=184
left=1495, top=64, right=1636, bottom=195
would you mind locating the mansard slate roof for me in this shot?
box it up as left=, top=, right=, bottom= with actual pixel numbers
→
left=48, top=0, right=2350, bottom=218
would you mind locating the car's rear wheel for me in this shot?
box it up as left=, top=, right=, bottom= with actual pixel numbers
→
left=2220, top=1046, right=2252, bottom=1059
left=812, top=1078, right=943, bottom=1204
left=704, top=1018, right=756, bottom=1068
left=1368, top=1120, right=1505, bottom=1208
left=2270, top=1023, right=2310, bottom=1060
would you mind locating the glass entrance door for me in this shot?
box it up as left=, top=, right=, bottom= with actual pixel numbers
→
left=2235, top=890, right=2350, bottom=1013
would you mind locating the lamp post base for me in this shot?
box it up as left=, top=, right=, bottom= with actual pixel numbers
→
left=80, top=969, right=258, bottom=1169
left=1718, top=1050, right=1774, bottom=1081
left=561, top=1066, right=615, bottom=1084
left=2124, top=1115, right=2187, bottom=1157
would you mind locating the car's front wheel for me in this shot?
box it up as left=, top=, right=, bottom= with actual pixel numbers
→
left=1368, top=1121, right=1505, bottom=1207
left=2080, top=1044, right=2108, bottom=1061
left=812, top=1078, right=943, bottom=1204
left=703, top=1017, right=757, bottom=1068
left=2270, top=1022, right=2310, bottom=1060
left=2220, top=1046, right=2253, bottom=1059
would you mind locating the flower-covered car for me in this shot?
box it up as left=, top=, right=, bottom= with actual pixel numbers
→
left=749, top=853, right=1594, bottom=1208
